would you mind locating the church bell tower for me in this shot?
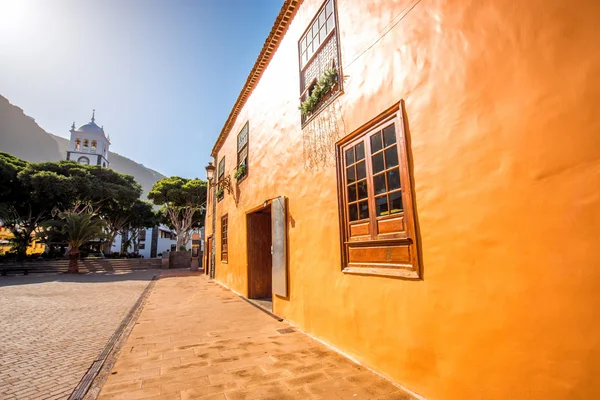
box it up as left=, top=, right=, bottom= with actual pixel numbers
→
left=66, top=110, right=110, bottom=167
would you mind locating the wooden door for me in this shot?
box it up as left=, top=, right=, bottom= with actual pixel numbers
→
left=271, top=197, right=288, bottom=297
left=205, top=236, right=212, bottom=275
left=247, top=209, right=272, bottom=299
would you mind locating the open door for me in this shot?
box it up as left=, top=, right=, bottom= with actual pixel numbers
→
left=205, top=236, right=212, bottom=275
left=247, top=207, right=273, bottom=302
left=271, top=196, right=288, bottom=297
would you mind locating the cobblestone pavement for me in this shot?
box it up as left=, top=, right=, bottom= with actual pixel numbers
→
left=0, top=270, right=158, bottom=400
left=98, top=274, right=415, bottom=400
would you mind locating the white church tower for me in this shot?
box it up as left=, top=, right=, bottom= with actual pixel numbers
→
left=66, top=110, right=110, bottom=167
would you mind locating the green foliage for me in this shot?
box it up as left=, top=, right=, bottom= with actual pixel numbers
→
left=234, top=165, right=247, bottom=180
left=179, top=245, right=187, bottom=251
left=43, top=211, right=107, bottom=273
left=148, top=176, right=206, bottom=208
left=0, top=152, right=143, bottom=259
left=44, top=211, right=106, bottom=250
left=149, top=177, right=207, bottom=248
left=129, top=200, right=158, bottom=230
left=0, top=152, right=29, bottom=204
left=299, top=68, right=338, bottom=117
left=216, top=187, right=224, bottom=199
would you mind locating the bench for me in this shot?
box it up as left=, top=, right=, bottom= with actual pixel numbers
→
left=1, top=265, right=31, bottom=276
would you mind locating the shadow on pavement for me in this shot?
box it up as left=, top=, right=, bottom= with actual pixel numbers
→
left=0, top=269, right=164, bottom=287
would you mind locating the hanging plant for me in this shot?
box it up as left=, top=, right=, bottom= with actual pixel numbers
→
left=234, top=165, right=247, bottom=180
left=216, top=187, right=224, bottom=199
left=299, top=67, right=338, bottom=118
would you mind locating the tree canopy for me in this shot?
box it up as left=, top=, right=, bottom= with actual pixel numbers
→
left=44, top=210, right=107, bottom=273
left=0, top=153, right=144, bottom=259
left=148, top=177, right=207, bottom=249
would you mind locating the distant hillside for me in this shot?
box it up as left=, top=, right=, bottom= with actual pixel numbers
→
left=0, top=95, right=164, bottom=197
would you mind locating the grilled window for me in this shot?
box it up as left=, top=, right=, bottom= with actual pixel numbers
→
left=298, top=0, right=341, bottom=124
left=236, top=122, right=249, bottom=180
left=218, top=157, right=225, bottom=180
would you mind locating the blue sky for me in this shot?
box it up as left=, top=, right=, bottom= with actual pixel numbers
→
left=0, top=0, right=282, bottom=178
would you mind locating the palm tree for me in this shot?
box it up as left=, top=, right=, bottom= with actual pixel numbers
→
left=45, top=211, right=106, bottom=273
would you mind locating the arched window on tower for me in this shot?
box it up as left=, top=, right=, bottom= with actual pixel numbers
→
left=91, top=140, right=97, bottom=153
left=77, top=156, right=90, bottom=165
left=75, top=138, right=81, bottom=151
left=83, top=139, right=89, bottom=151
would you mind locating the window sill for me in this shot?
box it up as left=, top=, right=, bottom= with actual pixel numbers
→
left=236, top=174, right=248, bottom=185
left=343, top=266, right=420, bottom=280
left=301, top=89, right=343, bottom=128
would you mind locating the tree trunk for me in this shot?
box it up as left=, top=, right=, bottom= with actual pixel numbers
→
left=68, top=249, right=79, bottom=273
left=103, top=241, right=113, bottom=256
left=16, top=245, right=28, bottom=262
left=176, top=233, right=184, bottom=250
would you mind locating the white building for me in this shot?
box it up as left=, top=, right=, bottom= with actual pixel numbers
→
left=64, top=111, right=200, bottom=258
left=110, top=225, right=180, bottom=258
left=66, top=110, right=110, bottom=167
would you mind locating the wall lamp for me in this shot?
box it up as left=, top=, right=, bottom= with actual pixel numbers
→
left=205, top=162, right=232, bottom=194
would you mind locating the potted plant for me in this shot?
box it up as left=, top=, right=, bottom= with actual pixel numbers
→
left=234, top=165, right=247, bottom=180
left=216, top=187, right=224, bottom=200
left=299, top=67, right=338, bottom=118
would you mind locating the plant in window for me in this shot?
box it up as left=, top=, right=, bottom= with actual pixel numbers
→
left=234, top=165, right=247, bottom=180
left=216, top=187, right=224, bottom=200
left=299, top=67, right=338, bottom=117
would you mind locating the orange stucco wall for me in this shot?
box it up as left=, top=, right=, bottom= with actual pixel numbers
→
left=204, top=0, right=600, bottom=398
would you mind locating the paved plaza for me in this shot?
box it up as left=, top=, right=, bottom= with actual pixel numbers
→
left=97, top=274, right=414, bottom=400
left=0, top=270, right=158, bottom=400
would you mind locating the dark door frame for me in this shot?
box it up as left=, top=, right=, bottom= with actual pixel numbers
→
left=246, top=205, right=273, bottom=301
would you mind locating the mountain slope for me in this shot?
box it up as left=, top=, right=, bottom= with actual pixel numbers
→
left=0, top=95, right=164, bottom=196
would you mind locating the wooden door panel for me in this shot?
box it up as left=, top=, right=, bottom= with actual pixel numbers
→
left=247, top=212, right=272, bottom=299
left=350, top=222, right=370, bottom=239
left=377, top=216, right=404, bottom=235
left=347, top=242, right=411, bottom=267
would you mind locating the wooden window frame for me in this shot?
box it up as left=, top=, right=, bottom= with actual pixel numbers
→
left=217, top=156, right=225, bottom=202
left=218, top=157, right=225, bottom=180
left=336, top=101, right=420, bottom=279
left=221, top=214, right=228, bottom=263
left=297, top=0, right=343, bottom=126
left=236, top=122, right=249, bottom=182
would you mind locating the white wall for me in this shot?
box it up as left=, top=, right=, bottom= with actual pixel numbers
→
left=110, top=227, right=193, bottom=258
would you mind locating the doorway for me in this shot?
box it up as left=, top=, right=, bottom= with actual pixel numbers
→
left=246, top=206, right=272, bottom=310
left=205, top=236, right=212, bottom=275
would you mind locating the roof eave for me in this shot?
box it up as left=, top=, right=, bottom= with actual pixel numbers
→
left=210, top=0, right=302, bottom=157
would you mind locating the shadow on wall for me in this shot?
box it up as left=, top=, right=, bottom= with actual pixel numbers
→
left=401, top=99, right=425, bottom=281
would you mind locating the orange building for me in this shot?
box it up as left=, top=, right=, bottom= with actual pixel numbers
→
left=203, top=0, right=600, bottom=398
left=0, top=225, right=45, bottom=255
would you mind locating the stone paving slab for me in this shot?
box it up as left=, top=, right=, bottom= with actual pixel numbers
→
left=97, top=274, right=415, bottom=400
left=0, top=270, right=158, bottom=400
